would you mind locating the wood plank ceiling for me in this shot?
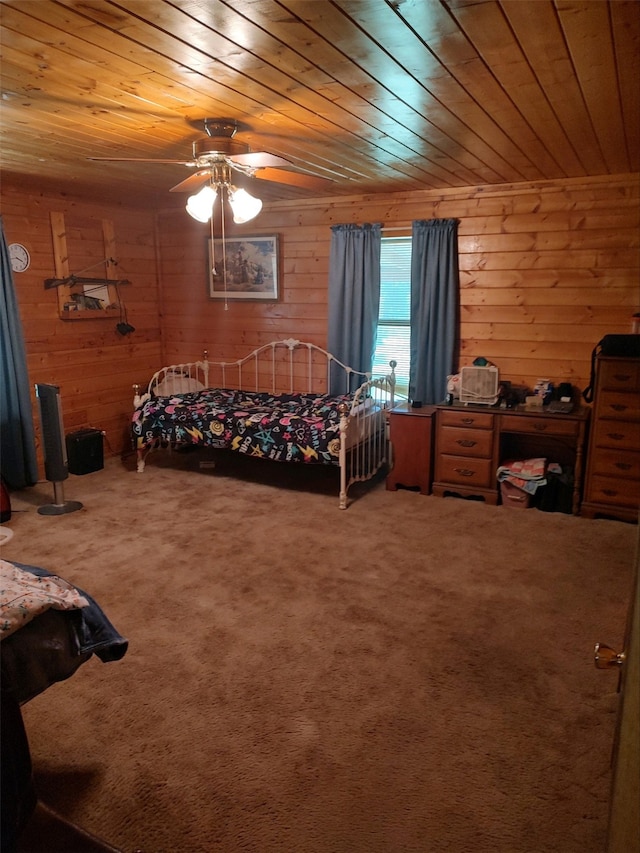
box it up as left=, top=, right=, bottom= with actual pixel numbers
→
left=1, top=0, right=638, bottom=207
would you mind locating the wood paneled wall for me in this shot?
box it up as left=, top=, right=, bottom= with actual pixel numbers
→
left=1, top=185, right=163, bottom=471
left=2, top=173, right=638, bottom=474
left=158, top=173, right=639, bottom=393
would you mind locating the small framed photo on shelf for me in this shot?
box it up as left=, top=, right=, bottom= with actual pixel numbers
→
left=208, top=235, right=279, bottom=301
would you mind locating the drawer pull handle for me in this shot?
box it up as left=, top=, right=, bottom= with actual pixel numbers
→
left=533, top=424, right=548, bottom=432
left=610, top=404, right=628, bottom=412
left=602, top=489, right=619, bottom=497
left=454, top=468, right=475, bottom=477
left=614, top=462, right=632, bottom=471
left=613, top=374, right=631, bottom=382
left=461, top=417, right=474, bottom=425
left=606, top=433, right=624, bottom=441
left=456, top=439, right=477, bottom=447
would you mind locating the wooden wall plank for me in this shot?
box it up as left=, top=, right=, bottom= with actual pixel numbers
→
left=157, top=175, right=638, bottom=396
left=2, top=186, right=162, bottom=473
left=2, top=173, right=638, bottom=477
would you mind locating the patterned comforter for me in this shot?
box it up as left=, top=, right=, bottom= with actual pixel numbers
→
left=132, top=388, right=355, bottom=465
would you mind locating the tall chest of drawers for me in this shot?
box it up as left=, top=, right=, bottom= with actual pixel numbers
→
left=582, top=355, right=640, bottom=523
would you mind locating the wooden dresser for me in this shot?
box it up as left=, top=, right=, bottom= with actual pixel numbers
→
left=582, top=356, right=640, bottom=523
left=432, top=404, right=590, bottom=514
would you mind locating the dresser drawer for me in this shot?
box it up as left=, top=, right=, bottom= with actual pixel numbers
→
left=596, top=390, right=640, bottom=422
left=438, top=409, right=494, bottom=430
left=592, top=420, right=640, bottom=452
left=437, top=454, right=494, bottom=487
left=438, top=425, right=493, bottom=458
left=589, top=448, right=640, bottom=480
left=587, top=474, right=640, bottom=508
left=500, top=413, right=579, bottom=438
left=599, top=359, right=640, bottom=392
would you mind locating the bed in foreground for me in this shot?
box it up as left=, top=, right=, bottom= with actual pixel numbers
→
left=131, top=339, right=398, bottom=509
left=1, top=560, right=127, bottom=849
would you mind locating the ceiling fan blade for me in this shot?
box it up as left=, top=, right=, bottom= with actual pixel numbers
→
left=252, top=168, right=334, bottom=191
left=88, top=157, right=195, bottom=165
left=230, top=152, right=293, bottom=169
left=169, top=171, right=212, bottom=193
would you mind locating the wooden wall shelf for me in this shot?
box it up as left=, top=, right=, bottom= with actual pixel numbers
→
left=60, top=306, right=122, bottom=320
left=49, top=212, right=130, bottom=320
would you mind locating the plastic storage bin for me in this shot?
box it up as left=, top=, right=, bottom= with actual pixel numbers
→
left=500, top=480, right=531, bottom=509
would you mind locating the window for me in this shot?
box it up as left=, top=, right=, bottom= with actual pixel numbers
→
left=372, top=236, right=411, bottom=396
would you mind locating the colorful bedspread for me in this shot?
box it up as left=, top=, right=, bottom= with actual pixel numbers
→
left=132, top=388, right=355, bottom=465
left=0, top=560, right=88, bottom=640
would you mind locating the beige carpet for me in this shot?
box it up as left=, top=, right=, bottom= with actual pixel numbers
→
left=3, top=450, right=636, bottom=853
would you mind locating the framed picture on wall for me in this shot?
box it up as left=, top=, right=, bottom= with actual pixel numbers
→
left=208, top=235, right=279, bottom=300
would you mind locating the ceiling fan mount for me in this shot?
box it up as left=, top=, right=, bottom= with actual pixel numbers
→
left=202, top=118, right=239, bottom=138
left=192, top=118, right=251, bottom=163
left=192, top=139, right=249, bottom=164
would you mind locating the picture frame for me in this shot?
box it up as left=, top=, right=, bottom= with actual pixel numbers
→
left=208, top=235, right=279, bottom=301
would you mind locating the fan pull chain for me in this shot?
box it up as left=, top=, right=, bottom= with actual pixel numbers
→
left=210, top=213, right=217, bottom=277
left=221, top=187, right=229, bottom=311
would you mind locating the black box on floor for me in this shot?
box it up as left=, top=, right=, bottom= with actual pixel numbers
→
left=533, top=467, right=574, bottom=514
left=66, top=429, right=104, bottom=475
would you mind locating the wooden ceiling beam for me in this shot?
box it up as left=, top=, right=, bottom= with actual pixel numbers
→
left=46, top=0, right=513, bottom=185
left=0, top=0, right=637, bottom=202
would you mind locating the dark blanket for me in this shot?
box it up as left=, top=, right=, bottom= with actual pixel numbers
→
left=0, top=563, right=127, bottom=852
left=132, top=388, right=354, bottom=464
left=1, top=563, right=128, bottom=705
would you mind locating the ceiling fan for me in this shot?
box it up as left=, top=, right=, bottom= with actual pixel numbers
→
left=88, top=118, right=330, bottom=195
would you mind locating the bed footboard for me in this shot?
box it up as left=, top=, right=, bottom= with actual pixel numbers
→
left=338, top=361, right=398, bottom=509
left=136, top=446, right=147, bottom=473
left=132, top=356, right=210, bottom=473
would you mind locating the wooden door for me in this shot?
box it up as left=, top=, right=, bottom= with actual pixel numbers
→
left=602, top=522, right=639, bottom=852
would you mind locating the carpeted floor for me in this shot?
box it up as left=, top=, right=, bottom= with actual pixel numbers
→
left=2, top=450, right=636, bottom=853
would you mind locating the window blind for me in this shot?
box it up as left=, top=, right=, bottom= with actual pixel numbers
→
left=372, top=237, right=411, bottom=395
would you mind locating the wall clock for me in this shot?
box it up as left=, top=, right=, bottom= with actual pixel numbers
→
left=9, top=242, right=31, bottom=273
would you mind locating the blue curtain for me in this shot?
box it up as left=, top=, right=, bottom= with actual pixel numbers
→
left=327, top=223, right=381, bottom=392
left=0, top=218, right=38, bottom=489
left=409, top=219, right=460, bottom=405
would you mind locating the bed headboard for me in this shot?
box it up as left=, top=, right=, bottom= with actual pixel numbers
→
left=133, top=339, right=396, bottom=406
left=148, top=357, right=210, bottom=395
left=206, top=339, right=372, bottom=395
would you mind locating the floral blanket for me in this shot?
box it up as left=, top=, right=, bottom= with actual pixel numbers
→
left=0, top=560, right=88, bottom=639
left=132, top=388, right=355, bottom=465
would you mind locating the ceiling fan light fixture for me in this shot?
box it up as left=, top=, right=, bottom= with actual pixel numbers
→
left=186, top=184, right=217, bottom=222
left=228, top=187, right=263, bottom=223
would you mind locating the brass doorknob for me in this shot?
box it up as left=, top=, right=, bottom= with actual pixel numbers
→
left=594, top=642, right=625, bottom=669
